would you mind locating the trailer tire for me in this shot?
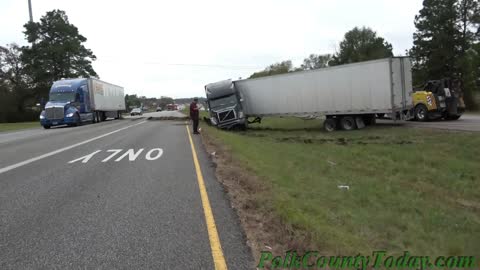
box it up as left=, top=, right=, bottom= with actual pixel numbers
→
left=415, top=104, right=429, bottom=122
left=323, top=118, right=337, bottom=132
left=94, top=111, right=100, bottom=123
left=339, top=116, right=357, bottom=130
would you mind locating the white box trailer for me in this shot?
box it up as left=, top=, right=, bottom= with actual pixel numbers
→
left=88, top=78, right=126, bottom=111
left=205, top=57, right=413, bottom=131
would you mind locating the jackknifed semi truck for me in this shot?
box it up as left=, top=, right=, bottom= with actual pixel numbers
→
left=40, top=78, right=125, bottom=129
left=205, top=57, right=413, bottom=131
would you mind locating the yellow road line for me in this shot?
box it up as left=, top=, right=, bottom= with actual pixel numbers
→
left=186, top=124, right=228, bottom=270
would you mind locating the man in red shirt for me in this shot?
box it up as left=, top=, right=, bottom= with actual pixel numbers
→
left=190, top=98, right=200, bottom=134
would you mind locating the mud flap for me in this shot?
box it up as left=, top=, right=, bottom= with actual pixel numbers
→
left=355, top=117, right=366, bottom=129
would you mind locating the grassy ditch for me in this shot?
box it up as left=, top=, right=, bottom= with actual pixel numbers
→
left=0, top=121, right=40, bottom=132
left=202, top=117, right=480, bottom=258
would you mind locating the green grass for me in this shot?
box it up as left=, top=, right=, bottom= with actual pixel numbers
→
left=205, top=117, right=480, bottom=257
left=0, top=122, right=40, bottom=132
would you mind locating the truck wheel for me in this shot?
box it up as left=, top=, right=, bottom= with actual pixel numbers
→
left=74, top=113, right=82, bottom=126
left=339, top=116, right=357, bottom=130
left=323, top=118, right=337, bottom=132
left=415, top=104, right=428, bottom=122
left=101, top=112, right=107, bottom=121
left=43, top=125, right=51, bottom=129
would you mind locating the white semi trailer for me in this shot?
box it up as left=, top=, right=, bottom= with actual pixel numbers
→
left=40, top=78, right=125, bottom=128
left=205, top=57, right=413, bottom=131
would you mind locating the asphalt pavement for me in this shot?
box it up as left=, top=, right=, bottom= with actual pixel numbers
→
left=0, top=117, right=253, bottom=269
left=144, top=111, right=189, bottom=118
left=376, top=113, right=480, bottom=132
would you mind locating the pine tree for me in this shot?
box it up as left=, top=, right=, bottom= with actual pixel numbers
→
left=410, top=0, right=460, bottom=84
left=21, top=10, right=97, bottom=99
left=410, top=0, right=479, bottom=108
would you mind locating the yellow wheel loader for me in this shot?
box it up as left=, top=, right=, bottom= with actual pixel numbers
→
left=412, top=79, right=465, bottom=121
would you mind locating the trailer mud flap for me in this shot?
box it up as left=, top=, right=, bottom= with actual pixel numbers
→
left=355, top=117, right=366, bottom=129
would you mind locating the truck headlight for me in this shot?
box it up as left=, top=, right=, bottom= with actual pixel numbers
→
left=39, top=114, right=45, bottom=119
left=66, top=112, right=74, bottom=117
left=238, top=111, right=244, bottom=118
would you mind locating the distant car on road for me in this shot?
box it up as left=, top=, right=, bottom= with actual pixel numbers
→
left=156, top=107, right=162, bottom=112
left=130, top=108, right=143, bottom=116
left=166, top=104, right=178, bottom=111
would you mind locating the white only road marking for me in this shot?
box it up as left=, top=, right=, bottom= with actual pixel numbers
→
left=68, top=150, right=102, bottom=164
left=101, top=149, right=123, bottom=162
left=145, top=148, right=163, bottom=160
left=0, top=121, right=147, bottom=175
left=115, top=148, right=144, bottom=162
left=69, top=148, right=164, bottom=164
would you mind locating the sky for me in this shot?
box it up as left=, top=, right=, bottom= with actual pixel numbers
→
left=0, top=0, right=423, bottom=98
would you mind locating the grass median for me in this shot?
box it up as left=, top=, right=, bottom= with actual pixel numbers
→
left=201, top=117, right=480, bottom=258
left=0, top=122, right=40, bottom=132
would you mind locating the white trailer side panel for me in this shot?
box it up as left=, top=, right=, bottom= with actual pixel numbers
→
left=235, top=58, right=408, bottom=116
left=88, top=79, right=126, bottom=111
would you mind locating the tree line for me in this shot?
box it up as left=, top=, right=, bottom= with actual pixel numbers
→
left=124, top=95, right=176, bottom=112
left=249, top=0, right=480, bottom=109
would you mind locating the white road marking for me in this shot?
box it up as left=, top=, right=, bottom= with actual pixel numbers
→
left=115, top=148, right=144, bottom=162
left=101, top=149, right=123, bottom=162
left=145, top=148, right=163, bottom=160
left=68, top=150, right=102, bottom=164
left=0, top=121, right=147, bottom=175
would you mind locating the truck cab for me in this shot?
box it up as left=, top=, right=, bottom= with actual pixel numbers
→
left=205, top=80, right=246, bottom=129
left=40, top=79, right=93, bottom=129
left=412, top=78, right=465, bottom=121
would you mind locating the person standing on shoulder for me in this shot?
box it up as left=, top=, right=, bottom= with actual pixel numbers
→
left=190, top=98, right=200, bottom=134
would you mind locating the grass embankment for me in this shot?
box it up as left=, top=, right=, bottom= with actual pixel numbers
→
left=203, top=117, right=480, bottom=257
left=0, top=122, right=39, bottom=132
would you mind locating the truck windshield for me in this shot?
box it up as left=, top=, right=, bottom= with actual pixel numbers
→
left=209, top=95, right=237, bottom=109
left=49, top=92, right=75, bottom=102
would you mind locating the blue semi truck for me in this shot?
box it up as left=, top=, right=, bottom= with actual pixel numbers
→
left=40, top=78, right=126, bottom=129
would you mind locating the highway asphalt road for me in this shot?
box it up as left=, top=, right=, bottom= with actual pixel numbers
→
left=377, top=113, right=480, bottom=132
left=0, top=118, right=253, bottom=269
